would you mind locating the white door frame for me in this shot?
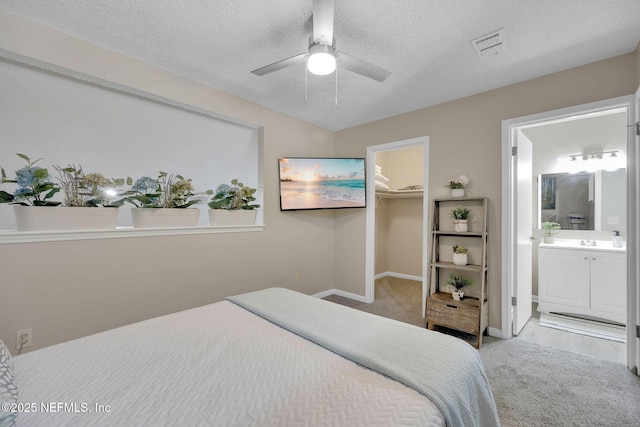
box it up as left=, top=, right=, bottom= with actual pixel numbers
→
left=501, top=95, right=636, bottom=354
left=365, top=136, right=430, bottom=316
left=631, top=87, right=640, bottom=373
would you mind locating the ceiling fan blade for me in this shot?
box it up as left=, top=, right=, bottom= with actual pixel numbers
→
left=312, top=0, right=335, bottom=44
left=250, top=53, right=307, bottom=76
left=337, top=52, right=391, bottom=82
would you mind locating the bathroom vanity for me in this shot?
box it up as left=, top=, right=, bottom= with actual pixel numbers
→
left=538, top=239, right=626, bottom=324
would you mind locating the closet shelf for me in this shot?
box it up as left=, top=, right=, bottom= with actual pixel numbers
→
left=375, top=190, right=423, bottom=199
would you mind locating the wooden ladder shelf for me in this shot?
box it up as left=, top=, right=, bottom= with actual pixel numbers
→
left=425, top=197, right=489, bottom=348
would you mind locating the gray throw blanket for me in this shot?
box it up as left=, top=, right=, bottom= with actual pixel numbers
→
left=227, top=288, right=500, bottom=427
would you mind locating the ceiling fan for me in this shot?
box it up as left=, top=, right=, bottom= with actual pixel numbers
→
left=250, top=0, right=391, bottom=83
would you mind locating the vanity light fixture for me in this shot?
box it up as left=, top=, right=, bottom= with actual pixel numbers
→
left=569, top=150, right=618, bottom=161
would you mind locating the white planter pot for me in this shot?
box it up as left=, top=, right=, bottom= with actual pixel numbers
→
left=453, top=219, right=468, bottom=232
left=131, top=208, right=199, bottom=229
left=451, top=188, right=465, bottom=198
left=13, top=205, right=119, bottom=231
left=208, top=209, right=257, bottom=226
left=543, top=236, right=555, bottom=244
left=452, top=290, right=464, bottom=301
left=452, top=252, right=468, bottom=266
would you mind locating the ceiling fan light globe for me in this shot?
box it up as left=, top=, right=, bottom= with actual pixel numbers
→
left=308, top=52, right=336, bottom=75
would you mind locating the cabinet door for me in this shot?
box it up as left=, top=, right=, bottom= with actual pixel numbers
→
left=590, top=251, right=626, bottom=319
left=538, top=248, right=590, bottom=309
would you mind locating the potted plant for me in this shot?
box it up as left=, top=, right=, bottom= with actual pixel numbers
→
left=0, top=153, right=61, bottom=207
left=0, top=154, right=129, bottom=231
left=15, top=164, right=126, bottom=231
left=54, top=164, right=124, bottom=208
left=445, top=174, right=469, bottom=198
left=123, top=172, right=202, bottom=228
left=542, top=221, right=561, bottom=244
left=446, top=273, right=472, bottom=301
left=208, top=179, right=260, bottom=226
left=450, top=205, right=470, bottom=232
left=452, top=243, right=468, bottom=266
left=1, top=153, right=64, bottom=231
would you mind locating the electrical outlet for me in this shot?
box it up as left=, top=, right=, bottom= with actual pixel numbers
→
left=296, top=271, right=302, bottom=281
left=16, top=328, right=33, bottom=349
left=607, top=216, right=620, bottom=225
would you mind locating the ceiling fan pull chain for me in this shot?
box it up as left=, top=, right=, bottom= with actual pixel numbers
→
left=305, top=58, right=308, bottom=103
left=335, top=66, right=338, bottom=106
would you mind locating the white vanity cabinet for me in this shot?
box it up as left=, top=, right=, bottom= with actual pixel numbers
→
left=589, top=251, right=626, bottom=319
left=538, top=242, right=626, bottom=324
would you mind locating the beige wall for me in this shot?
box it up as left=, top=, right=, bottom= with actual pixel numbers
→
left=0, top=11, right=337, bottom=353
left=335, top=53, right=638, bottom=330
left=385, top=198, right=424, bottom=277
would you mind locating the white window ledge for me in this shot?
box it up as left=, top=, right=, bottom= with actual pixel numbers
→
left=0, top=224, right=265, bottom=244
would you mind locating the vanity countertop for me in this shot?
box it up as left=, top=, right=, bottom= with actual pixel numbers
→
left=539, top=239, right=626, bottom=252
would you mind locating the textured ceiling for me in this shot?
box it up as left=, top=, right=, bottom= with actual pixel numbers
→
left=1, top=0, right=639, bottom=131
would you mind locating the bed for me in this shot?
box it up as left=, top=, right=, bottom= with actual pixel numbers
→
left=1, top=288, right=500, bottom=426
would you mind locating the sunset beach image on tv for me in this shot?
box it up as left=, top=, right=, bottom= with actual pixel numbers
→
left=278, top=157, right=366, bottom=211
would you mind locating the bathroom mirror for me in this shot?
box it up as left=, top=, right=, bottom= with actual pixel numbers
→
left=538, top=169, right=626, bottom=232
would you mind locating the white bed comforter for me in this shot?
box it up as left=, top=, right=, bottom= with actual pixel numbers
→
left=229, top=288, right=500, bottom=427
left=13, top=297, right=444, bottom=426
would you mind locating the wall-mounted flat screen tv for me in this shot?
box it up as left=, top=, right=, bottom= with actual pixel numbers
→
left=278, top=157, right=366, bottom=211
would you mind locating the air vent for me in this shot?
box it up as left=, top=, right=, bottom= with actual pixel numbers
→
left=472, top=28, right=508, bottom=58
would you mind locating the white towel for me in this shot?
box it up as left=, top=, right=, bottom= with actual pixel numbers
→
left=375, top=172, right=389, bottom=184
left=375, top=181, right=390, bottom=191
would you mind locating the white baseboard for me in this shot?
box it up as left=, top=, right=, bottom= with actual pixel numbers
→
left=374, top=271, right=423, bottom=282
left=488, top=326, right=503, bottom=338
left=313, top=289, right=367, bottom=303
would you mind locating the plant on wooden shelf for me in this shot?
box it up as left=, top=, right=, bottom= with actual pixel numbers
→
left=207, top=179, right=260, bottom=226
left=453, top=243, right=468, bottom=253
left=450, top=205, right=470, bottom=232
left=446, top=273, right=472, bottom=301
left=0, top=153, right=61, bottom=206
left=542, top=221, right=561, bottom=244
left=445, top=174, right=469, bottom=198
left=452, top=243, right=468, bottom=266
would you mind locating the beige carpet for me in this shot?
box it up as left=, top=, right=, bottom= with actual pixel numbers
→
left=323, top=276, right=424, bottom=327
left=323, top=276, right=477, bottom=342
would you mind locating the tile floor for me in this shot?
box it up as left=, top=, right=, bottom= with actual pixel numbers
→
left=515, top=303, right=626, bottom=365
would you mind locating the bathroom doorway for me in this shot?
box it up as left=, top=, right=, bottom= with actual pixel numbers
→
left=502, top=95, right=635, bottom=365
